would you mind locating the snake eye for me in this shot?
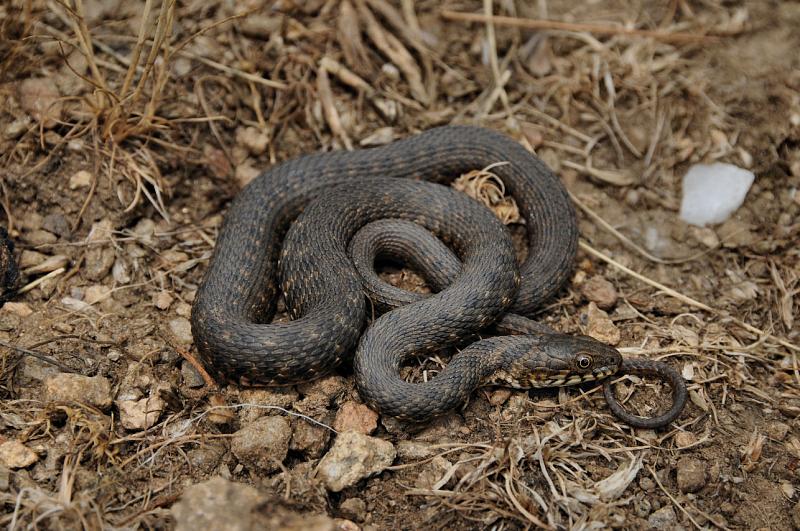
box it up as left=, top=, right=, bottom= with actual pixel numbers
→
left=577, top=355, right=592, bottom=369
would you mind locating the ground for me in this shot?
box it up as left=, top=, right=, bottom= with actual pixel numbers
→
left=1, top=0, right=799, bottom=529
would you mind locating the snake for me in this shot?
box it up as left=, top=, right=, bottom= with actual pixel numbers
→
left=191, top=125, right=687, bottom=428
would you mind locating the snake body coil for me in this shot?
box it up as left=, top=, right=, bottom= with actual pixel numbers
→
left=191, top=125, right=686, bottom=426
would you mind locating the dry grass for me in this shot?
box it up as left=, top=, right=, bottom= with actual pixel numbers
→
left=1, top=0, right=798, bottom=529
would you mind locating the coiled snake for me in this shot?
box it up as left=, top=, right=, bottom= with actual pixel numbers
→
left=191, top=126, right=687, bottom=428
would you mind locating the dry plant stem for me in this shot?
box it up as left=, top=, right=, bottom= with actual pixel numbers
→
left=174, top=346, right=218, bottom=389
left=579, top=241, right=800, bottom=353
left=569, top=191, right=711, bottom=264
left=441, top=10, right=720, bottom=44
left=316, top=65, right=353, bottom=149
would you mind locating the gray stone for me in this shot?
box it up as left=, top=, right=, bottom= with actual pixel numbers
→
left=181, top=360, right=205, bottom=388
left=317, top=432, right=395, bottom=492
left=648, top=505, right=677, bottom=528
left=231, top=416, right=291, bottom=472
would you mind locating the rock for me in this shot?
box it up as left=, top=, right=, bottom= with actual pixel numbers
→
left=25, top=229, right=57, bottom=246
left=333, top=401, right=379, bottom=435
left=181, top=360, right=205, bottom=388
left=317, top=432, right=396, bottom=492
left=84, top=284, right=111, bottom=305
left=766, top=421, right=790, bottom=441
left=648, top=505, right=677, bottom=528
left=84, top=247, right=115, bottom=281
left=0, top=440, right=38, bottom=469
left=339, top=497, right=366, bottom=521
left=171, top=476, right=266, bottom=531
left=295, top=376, right=348, bottom=415
left=584, top=303, right=621, bottom=345
left=674, top=431, right=698, bottom=448
left=187, top=443, right=227, bottom=474
left=69, top=170, right=93, bottom=190
left=18, top=77, right=63, bottom=128
left=415, top=411, right=463, bottom=442
left=154, top=291, right=174, bottom=310
left=679, top=162, right=754, bottom=226
left=0, top=464, right=9, bottom=490
left=717, top=219, right=756, bottom=248
left=132, top=218, right=156, bottom=245
left=19, top=357, right=60, bottom=382
left=676, top=457, right=706, bottom=493
left=239, top=14, right=283, bottom=39
left=290, top=420, right=331, bottom=458
left=117, top=393, right=166, bottom=430
left=414, top=455, right=452, bottom=489
left=3, top=302, right=32, bottom=317
left=239, top=388, right=299, bottom=422
left=175, top=476, right=338, bottom=531
left=689, top=226, right=719, bottom=248
left=235, top=162, right=259, bottom=188
left=581, top=276, right=618, bottom=310
left=42, top=213, right=70, bottom=238
left=168, top=317, right=194, bottom=346
left=396, top=440, right=437, bottom=460
left=44, top=373, right=112, bottom=409
left=236, top=126, right=270, bottom=155
left=489, top=388, right=511, bottom=406
left=231, top=416, right=291, bottom=472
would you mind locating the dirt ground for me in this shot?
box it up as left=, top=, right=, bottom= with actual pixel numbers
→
left=1, top=0, right=799, bottom=529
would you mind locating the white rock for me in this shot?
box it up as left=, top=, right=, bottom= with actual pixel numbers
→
left=317, top=432, right=395, bottom=492
left=679, top=162, right=754, bottom=226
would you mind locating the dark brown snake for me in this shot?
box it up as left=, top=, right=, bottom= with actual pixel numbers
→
left=191, top=125, right=687, bottom=428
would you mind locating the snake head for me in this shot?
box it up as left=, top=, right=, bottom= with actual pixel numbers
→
left=518, top=334, right=622, bottom=388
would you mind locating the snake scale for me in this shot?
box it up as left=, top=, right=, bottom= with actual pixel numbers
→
left=191, top=125, right=687, bottom=428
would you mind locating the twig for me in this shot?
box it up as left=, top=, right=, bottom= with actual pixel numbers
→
left=174, top=346, right=218, bottom=389
left=441, top=10, right=720, bottom=44
left=0, top=339, right=77, bottom=374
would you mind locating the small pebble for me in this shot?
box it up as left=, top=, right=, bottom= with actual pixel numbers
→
left=117, top=394, right=166, bottom=430
left=181, top=360, right=205, bottom=388
left=581, top=276, right=618, bottom=310
left=168, top=317, right=194, bottom=346
left=339, top=498, right=367, bottom=521
left=69, top=170, right=93, bottom=190
left=674, top=431, right=698, bottom=448
left=766, top=421, right=790, bottom=441
left=290, top=420, right=330, bottom=458
left=0, top=440, right=38, bottom=469
left=584, top=303, right=621, bottom=345
left=44, top=373, right=113, bottom=409
left=231, top=416, right=292, bottom=473
left=648, top=505, right=677, bottom=528
left=154, top=291, right=174, bottom=310
left=489, top=388, right=511, bottom=406
left=317, top=432, right=396, bottom=492
left=676, top=457, right=707, bottom=493
left=3, top=302, right=32, bottom=317
left=236, top=126, right=270, bottom=155
left=333, top=401, right=379, bottom=435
